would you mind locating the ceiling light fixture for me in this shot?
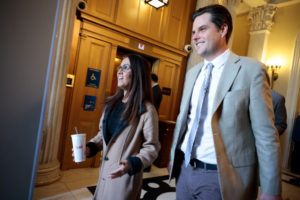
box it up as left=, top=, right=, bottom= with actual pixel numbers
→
left=145, top=0, right=168, bottom=9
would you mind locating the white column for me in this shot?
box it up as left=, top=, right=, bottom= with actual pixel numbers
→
left=247, top=4, right=277, bottom=62
left=248, top=30, right=270, bottom=62
left=35, top=0, right=76, bottom=186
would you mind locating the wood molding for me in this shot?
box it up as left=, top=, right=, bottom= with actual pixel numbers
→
left=80, top=12, right=188, bottom=57
left=81, top=20, right=185, bottom=66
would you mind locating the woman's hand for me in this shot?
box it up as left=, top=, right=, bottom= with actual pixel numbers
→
left=108, top=160, right=130, bottom=179
left=71, top=148, right=75, bottom=162
left=85, top=146, right=90, bottom=157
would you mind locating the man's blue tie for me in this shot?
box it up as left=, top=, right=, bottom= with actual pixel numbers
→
left=184, top=63, right=214, bottom=167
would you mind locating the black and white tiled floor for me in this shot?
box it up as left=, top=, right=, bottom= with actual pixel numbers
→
left=34, top=167, right=300, bottom=200
left=86, top=175, right=176, bottom=200
left=34, top=165, right=171, bottom=200
left=141, top=175, right=176, bottom=200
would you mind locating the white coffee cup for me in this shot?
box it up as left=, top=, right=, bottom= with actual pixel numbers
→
left=71, top=133, right=86, bottom=162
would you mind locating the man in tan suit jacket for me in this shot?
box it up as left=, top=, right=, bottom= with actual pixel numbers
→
left=168, top=4, right=282, bottom=200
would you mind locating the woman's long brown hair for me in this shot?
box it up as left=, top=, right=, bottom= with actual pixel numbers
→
left=104, top=54, right=153, bottom=124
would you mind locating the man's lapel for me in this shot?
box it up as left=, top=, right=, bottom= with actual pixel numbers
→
left=212, top=53, right=241, bottom=114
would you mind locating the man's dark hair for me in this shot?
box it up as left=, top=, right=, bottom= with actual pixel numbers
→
left=192, top=4, right=233, bottom=43
left=151, top=73, right=158, bottom=82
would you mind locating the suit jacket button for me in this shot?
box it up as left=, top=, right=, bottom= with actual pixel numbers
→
left=104, top=156, right=109, bottom=161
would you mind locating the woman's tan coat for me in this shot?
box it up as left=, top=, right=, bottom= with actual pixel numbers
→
left=89, top=102, right=160, bottom=200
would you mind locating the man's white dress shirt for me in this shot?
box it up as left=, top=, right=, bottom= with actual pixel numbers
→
left=181, top=49, right=230, bottom=164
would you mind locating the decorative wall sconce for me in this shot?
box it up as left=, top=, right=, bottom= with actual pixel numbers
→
left=145, top=0, right=168, bottom=9
left=267, top=65, right=281, bottom=89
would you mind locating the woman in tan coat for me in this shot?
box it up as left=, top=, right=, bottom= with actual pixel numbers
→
left=86, top=54, right=160, bottom=200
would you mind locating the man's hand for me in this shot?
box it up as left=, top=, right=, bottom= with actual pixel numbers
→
left=108, top=160, right=130, bottom=179
left=259, top=193, right=282, bottom=200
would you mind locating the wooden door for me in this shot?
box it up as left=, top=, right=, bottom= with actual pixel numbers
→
left=61, top=35, right=111, bottom=170
left=157, top=61, right=178, bottom=120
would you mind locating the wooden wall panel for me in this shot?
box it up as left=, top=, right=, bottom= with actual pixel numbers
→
left=115, top=0, right=140, bottom=30
left=162, top=0, right=187, bottom=48
left=82, top=0, right=196, bottom=51
left=146, top=7, right=165, bottom=40
left=136, top=1, right=151, bottom=35
left=86, top=0, right=117, bottom=22
left=116, top=0, right=165, bottom=41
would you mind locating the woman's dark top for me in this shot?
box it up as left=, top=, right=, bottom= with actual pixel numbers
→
left=106, top=101, right=125, bottom=144
left=86, top=101, right=143, bottom=175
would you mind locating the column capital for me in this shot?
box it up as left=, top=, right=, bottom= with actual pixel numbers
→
left=248, top=4, right=277, bottom=32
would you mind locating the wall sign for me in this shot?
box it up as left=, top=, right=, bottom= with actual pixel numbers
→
left=129, top=39, right=152, bottom=52
left=66, top=74, right=75, bottom=87
left=138, top=43, right=145, bottom=50
left=162, top=87, right=171, bottom=96
left=86, top=68, right=101, bottom=88
left=83, top=95, right=96, bottom=111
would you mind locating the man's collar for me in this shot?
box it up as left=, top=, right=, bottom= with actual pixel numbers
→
left=204, top=49, right=230, bottom=69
